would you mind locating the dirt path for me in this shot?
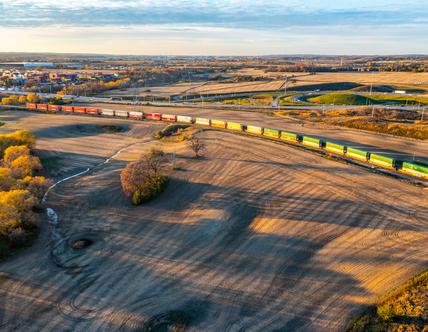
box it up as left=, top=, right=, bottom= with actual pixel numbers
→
left=0, top=112, right=427, bottom=331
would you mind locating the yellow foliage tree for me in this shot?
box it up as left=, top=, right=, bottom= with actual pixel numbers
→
left=0, top=130, right=36, bottom=157
left=3, top=145, right=31, bottom=165
left=0, top=189, right=36, bottom=236
left=9, top=155, right=41, bottom=178
left=18, top=95, right=27, bottom=104
left=26, top=93, right=39, bottom=103
left=1, top=97, right=9, bottom=105
left=15, top=176, right=50, bottom=200
left=0, top=167, right=15, bottom=191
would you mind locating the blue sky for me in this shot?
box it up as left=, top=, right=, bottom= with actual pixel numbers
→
left=0, top=0, right=427, bottom=55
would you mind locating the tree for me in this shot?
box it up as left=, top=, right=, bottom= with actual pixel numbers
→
left=18, top=95, right=27, bottom=104
left=0, top=167, right=14, bottom=191
left=188, top=135, right=205, bottom=158
left=3, top=145, right=30, bottom=165
left=120, top=148, right=168, bottom=205
left=26, top=93, right=39, bottom=103
left=1, top=97, right=9, bottom=105
left=9, top=155, right=41, bottom=178
left=0, top=130, right=36, bottom=157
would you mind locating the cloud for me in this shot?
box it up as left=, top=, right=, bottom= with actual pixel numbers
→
left=0, top=0, right=426, bottom=55
left=0, top=0, right=426, bottom=29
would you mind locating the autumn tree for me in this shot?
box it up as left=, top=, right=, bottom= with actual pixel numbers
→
left=0, top=130, right=36, bottom=157
left=26, top=92, right=39, bottom=103
left=18, top=95, right=27, bottom=104
left=120, top=148, right=168, bottom=205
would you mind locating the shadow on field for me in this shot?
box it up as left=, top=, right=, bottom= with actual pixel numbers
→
left=33, top=123, right=130, bottom=139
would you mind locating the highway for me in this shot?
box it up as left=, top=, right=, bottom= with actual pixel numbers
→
left=1, top=90, right=427, bottom=113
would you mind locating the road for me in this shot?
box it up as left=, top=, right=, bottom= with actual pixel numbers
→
left=1, top=90, right=427, bottom=113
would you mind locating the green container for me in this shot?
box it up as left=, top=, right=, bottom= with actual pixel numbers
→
left=369, top=153, right=394, bottom=168
left=263, top=128, right=280, bottom=138
left=302, top=136, right=322, bottom=148
left=402, top=162, right=428, bottom=177
left=280, top=131, right=299, bottom=142
left=346, top=147, right=369, bottom=161
left=325, top=141, right=346, bottom=154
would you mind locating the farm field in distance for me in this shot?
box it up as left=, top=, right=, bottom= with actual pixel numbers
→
left=0, top=110, right=427, bottom=331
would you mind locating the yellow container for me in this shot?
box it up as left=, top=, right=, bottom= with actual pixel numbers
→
left=226, top=122, right=243, bottom=131
left=210, top=119, right=226, bottom=128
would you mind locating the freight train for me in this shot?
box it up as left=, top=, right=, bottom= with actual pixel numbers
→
left=25, top=103, right=428, bottom=180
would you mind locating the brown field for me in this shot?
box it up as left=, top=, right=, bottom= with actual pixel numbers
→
left=227, top=70, right=428, bottom=92
left=99, top=82, right=207, bottom=98
left=0, top=111, right=427, bottom=331
left=184, top=80, right=286, bottom=95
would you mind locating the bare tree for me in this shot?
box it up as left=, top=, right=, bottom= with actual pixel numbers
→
left=188, top=136, right=205, bottom=158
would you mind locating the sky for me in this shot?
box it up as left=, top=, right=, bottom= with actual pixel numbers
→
left=0, top=0, right=427, bottom=55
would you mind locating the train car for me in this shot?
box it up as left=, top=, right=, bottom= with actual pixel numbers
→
left=85, top=107, right=101, bottom=115
left=115, top=110, right=129, bottom=118
left=369, top=153, right=395, bottom=169
left=129, top=111, right=144, bottom=120
left=176, top=115, right=193, bottom=123
left=346, top=147, right=370, bottom=162
left=195, top=118, right=210, bottom=126
left=245, top=125, right=263, bottom=135
left=161, top=114, right=177, bottom=122
left=280, top=131, right=300, bottom=143
left=145, top=112, right=161, bottom=121
left=263, top=128, right=280, bottom=139
left=73, top=106, right=86, bottom=114
left=302, top=136, right=324, bottom=148
left=101, top=109, right=115, bottom=117
left=62, top=105, right=74, bottom=112
left=210, top=119, right=226, bottom=128
left=47, top=104, right=61, bottom=112
left=226, top=122, right=244, bottom=131
left=26, top=103, right=37, bottom=110
left=400, top=161, right=428, bottom=179
left=36, top=103, right=49, bottom=111
left=325, top=141, right=346, bottom=155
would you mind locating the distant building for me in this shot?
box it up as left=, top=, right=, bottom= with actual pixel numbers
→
left=23, top=62, right=54, bottom=68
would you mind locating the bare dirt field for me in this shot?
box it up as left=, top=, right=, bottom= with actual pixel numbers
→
left=99, top=82, right=207, bottom=98
left=0, top=111, right=427, bottom=331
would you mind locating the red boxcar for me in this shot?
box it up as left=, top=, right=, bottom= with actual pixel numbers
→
left=161, top=114, right=176, bottom=122
left=26, top=103, right=37, bottom=110
left=145, top=113, right=161, bottom=121
left=73, top=106, right=86, bottom=113
left=36, top=104, right=48, bottom=111
left=48, top=104, right=60, bottom=112
left=62, top=105, right=74, bottom=112
left=85, top=108, right=101, bottom=115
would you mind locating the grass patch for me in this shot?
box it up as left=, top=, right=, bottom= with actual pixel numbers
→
left=96, top=124, right=128, bottom=133
left=154, top=124, right=190, bottom=142
left=289, top=82, right=363, bottom=91
left=305, top=92, right=428, bottom=106
left=305, top=93, right=376, bottom=105
left=347, top=269, right=428, bottom=332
